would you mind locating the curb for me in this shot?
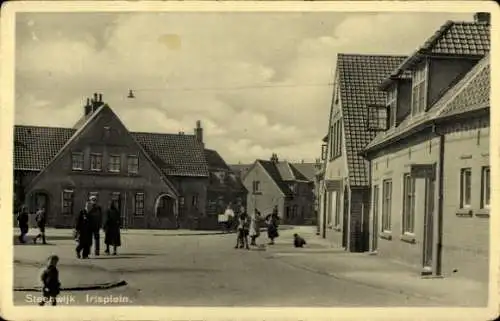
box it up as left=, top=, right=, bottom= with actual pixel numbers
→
left=151, top=231, right=236, bottom=237
left=266, top=254, right=454, bottom=305
left=14, top=280, right=128, bottom=292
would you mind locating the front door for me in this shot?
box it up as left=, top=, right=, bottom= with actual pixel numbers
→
left=422, top=177, right=436, bottom=272
left=329, top=191, right=337, bottom=229
left=371, top=186, right=379, bottom=252
left=342, top=186, right=349, bottom=249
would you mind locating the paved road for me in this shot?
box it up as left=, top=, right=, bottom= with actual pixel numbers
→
left=14, top=231, right=441, bottom=307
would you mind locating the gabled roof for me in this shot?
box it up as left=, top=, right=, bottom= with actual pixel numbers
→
left=382, top=20, right=490, bottom=87
left=276, top=162, right=295, bottom=181
left=336, top=54, right=407, bottom=186
left=364, top=54, right=490, bottom=153
left=14, top=111, right=209, bottom=177
left=205, top=149, right=246, bottom=192
left=205, top=149, right=230, bottom=171
left=256, top=160, right=293, bottom=196
left=291, top=163, right=317, bottom=181
left=132, top=132, right=208, bottom=177
left=229, top=164, right=252, bottom=174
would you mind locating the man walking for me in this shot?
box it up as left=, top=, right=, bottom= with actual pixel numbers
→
left=87, top=195, right=103, bottom=256
left=33, top=207, right=47, bottom=244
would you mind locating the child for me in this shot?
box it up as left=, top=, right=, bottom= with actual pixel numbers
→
left=293, top=233, right=306, bottom=248
left=234, top=208, right=250, bottom=250
left=33, top=207, right=47, bottom=244
left=39, top=255, right=61, bottom=306
left=249, top=209, right=261, bottom=246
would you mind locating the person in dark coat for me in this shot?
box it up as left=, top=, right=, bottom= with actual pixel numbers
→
left=16, top=205, right=29, bottom=244
left=104, top=201, right=121, bottom=255
left=234, top=208, right=250, bottom=250
left=87, top=196, right=103, bottom=256
left=33, top=207, right=47, bottom=244
left=38, top=254, right=61, bottom=306
left=293, top=233, right=306, bottom=248
left=74, top=203, right=93, bottom=259
left=265, top=206, right=280, bottom=245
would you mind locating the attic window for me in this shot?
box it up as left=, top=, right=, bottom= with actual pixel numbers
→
left=386, top=85, right=397, bottom=127
left=367, top=104, right=389, bottom=132
left=321, top=144, right=327, bottom=161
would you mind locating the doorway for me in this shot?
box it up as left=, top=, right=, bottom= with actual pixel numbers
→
left=422, top=177, right=436, bottom=273
left=371, top=185, right=380, bottom=252
left=342, top=186, right=349, bottom=249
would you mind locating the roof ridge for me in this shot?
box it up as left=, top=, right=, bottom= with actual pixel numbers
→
left=14, top=124, right=75, bottom=130
left=338, top=53, right=407, bottom=58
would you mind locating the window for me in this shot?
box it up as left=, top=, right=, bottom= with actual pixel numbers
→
left=402, top=174, right=415, bottom=234
left=90, top=153, right=103, bottom=171
left=460, top=168, right=472, bottom=208
left=387, top=86, right=397, bottom=127
left=127, top=155, right=139, bottom=174
left=192, top=193, right=199, bottom=207
left=411, top=65, right=427, bottom=115
left=62, top=190, right=74, bottom=215
left=336, top=120, right=342, bottom=157
left=252, top=181, right=260, bottom=193
left=382, top=179, right=392, bottom=232
left=108, top=154, right=121, bottom=172
left=321, top=144, right=327, bottom=161
left=329, top=120, right=343, bottom=160
left=134, top=193, right=144, bottom=216
left=367, top=105, right=389, bottom=131
left=72, top=152, right=84, bottom=170
left=481, top=166, right=490, bottom=209
left=373, top=184, right=380, bottom=231
left=289, top=183, right=297, bottom=193
left=329, top=125, right=335, bottom=160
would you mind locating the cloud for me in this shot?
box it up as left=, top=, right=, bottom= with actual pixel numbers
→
left=15, top=11, right=474, bottom=164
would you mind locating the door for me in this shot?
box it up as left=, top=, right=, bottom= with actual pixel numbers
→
left=422, top=177, right=436, bottom=270
left=342, top=186, right=349, bottom=248
left=329, top=191, right=337, bottom=229
left=372, top=186, right=380, bottom=252
left=322, top=192, right=328, bottom=238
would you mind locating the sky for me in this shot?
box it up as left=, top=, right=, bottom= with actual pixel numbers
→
left=15, top=11, right=474, bottom=164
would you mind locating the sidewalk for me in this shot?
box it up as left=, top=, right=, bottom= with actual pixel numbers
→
left=264, top=226, right=488, bottom=307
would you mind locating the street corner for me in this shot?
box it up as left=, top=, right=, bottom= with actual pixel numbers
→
left=13, top=260, right=126, bottom=292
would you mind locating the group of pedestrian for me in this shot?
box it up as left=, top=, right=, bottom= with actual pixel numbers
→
left=16, top=206, right=47, bottom=244
left=232, top=205, right=281, bottom=250
left=74, top=195, right=122, bottom=259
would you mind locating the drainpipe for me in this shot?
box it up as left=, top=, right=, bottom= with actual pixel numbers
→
left=432, top=123, right=445, bottom=276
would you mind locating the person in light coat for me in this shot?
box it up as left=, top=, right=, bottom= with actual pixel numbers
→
left=249, top=209, right=261, bottom=246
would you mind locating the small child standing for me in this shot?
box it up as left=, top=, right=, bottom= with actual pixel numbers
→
left=39, top=255, right=61, bottom=306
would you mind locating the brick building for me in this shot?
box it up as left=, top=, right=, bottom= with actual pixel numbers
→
left=318, top=54, right=407, bottom=252
left=13, top=94, right=246, bottom=229
left=242, top=154, right=316, bottom=225
left=362, top=14, right=490, bottom=281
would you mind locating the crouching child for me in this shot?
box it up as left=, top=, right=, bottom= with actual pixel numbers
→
left=39, top=255, right=61, bottom=306
left=293, top=233, right=306, bottom=248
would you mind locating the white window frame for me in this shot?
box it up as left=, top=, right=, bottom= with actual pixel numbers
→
left=252, top=180, right=260, bottom=193
left=127, top=155, right=139, bottom=174
left=460, top=168, right=472, bottom=208
left=402, top=173, right=415, bottom=235
left=481, top=166, right=490, bottom=209
left=382, top=179, right=392, bottom=232
left=411, top=64, right=428, bottom=116
left=62, top=190, right=74, bottom=215
left=108, top=154, right=121, bottom=173
left=71, top=152, right=84, bottom=171
left=134, top=192, right=145, bottom=216
left=90, top=153, right=103, bottom=171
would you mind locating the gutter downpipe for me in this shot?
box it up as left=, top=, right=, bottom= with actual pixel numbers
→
left=432, top=122, right=445, bottom=277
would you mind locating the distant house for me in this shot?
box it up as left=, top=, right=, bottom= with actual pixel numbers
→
left=13, top=93, right=245, bottom=230
left=242, top=154, right=316, bottom=225
left=362, top=14, right=490, bottom=280
left=318, top=53, right=407, bottom=252
left=229, top=164, right=252, bottom=180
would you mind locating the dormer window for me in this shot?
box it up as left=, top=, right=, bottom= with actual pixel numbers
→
left=367, top=104, right=389, bottom=132
left=386, top=85, right=397, bottom=127
left=411, top=64, right=428, bottom=116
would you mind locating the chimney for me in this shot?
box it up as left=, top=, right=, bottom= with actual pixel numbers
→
left=194, top=120, right=203, bottom=144
left=474, top=12, right=490, bottom=24
left=98, top=93, right=103, bottom=102
left=84, top=98, right=92, bottom=116
left=270, top=153, right=279, bottom=163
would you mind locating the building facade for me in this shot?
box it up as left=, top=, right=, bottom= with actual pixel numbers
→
left=14, top=94, right=245, bottom=230
left=242, top=154, right=316, bottom=225
left=318, top=54, right=407, bottom=252
left=362, top=14, right=490, bottom=281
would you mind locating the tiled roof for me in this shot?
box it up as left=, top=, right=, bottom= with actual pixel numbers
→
left=337, top=54, right=407, bottom=186
left=13, top=127, right=209, bottom=177
left=436, top=54, right=490, bottom=118
left=205, top=149, right=230, bottom=171
left=132, top=132, right=208, bottom=177
left=276, top=162, right=295, bottom=181
left=365, top=55, right=490, bottom=152
left=14, top=126, right=75, bottom=171
left=386, top=20, right=490, bottom=82
left=257, top=160, right=293, bottom=196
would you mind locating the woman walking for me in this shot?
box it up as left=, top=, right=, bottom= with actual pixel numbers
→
left=74, top=202, right=93, bottom=259
left=265, top=206, right=280, bottom=245
left=249, top=209, right=261, bottom=246
left=33, top=207, right=47, bottom=244
left=104, top=201, right=121, bottom=255
left=16, top=205, right=29, bottom=244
